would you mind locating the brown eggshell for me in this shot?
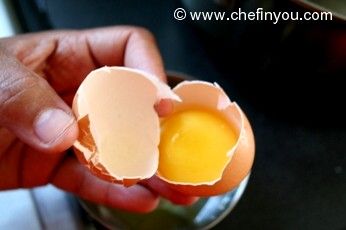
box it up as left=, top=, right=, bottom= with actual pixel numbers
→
left=157, top=81, right=255, bottom=196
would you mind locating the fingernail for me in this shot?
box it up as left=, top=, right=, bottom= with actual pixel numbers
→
left=34, top=108, right=75, bottom=144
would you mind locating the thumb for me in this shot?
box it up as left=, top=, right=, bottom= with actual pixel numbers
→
left=0, top=50, right=78, bottom=153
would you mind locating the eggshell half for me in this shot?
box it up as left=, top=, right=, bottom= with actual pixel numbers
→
left=157, top=81, right=255, bottom=196
left=72, top=66, right=180, bottom=185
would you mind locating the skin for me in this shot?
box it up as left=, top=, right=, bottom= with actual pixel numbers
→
left=0, top=26, right=197, bottom=213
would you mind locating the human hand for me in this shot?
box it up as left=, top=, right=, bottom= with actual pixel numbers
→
left=0, top=26, right=197, bottom=213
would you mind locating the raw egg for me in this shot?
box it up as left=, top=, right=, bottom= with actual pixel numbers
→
left=72, top=66, right=255, bottom=195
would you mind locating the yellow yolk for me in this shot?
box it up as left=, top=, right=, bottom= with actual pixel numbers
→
left=158, top=108, right=237, bottom=184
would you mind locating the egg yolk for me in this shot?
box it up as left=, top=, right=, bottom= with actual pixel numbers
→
left=158, top=108, right=237, bottom=184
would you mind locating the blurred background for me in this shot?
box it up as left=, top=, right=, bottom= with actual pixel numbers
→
left=0, top=0, right=345, bottom=229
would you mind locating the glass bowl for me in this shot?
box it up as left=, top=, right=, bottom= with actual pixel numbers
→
left=79, top=175, right=249, bottom=230
left=77, top=72, right=253, bottom=229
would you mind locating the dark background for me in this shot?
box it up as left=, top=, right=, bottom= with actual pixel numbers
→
left=12, top=0, right=346, bottom=229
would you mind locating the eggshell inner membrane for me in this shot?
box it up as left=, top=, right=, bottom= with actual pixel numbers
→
left=73, top=67, right=178, bottom=181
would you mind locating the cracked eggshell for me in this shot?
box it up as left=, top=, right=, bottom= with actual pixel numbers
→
left=72, top=66, right=255, bottom=196
left=157, top=81, right=255, bottom=196
left=72, top=66, right=180, bottom=186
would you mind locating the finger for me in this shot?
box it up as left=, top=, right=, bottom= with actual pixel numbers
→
left=155, top=99, right=174, bottom=117
left=142, top=177, right=199, bottom=205
left=0, top=50, right=78, bottom=153
left=123, top=28, right=166, bottom=82
left=52, top=156, right=159, bottom=213
left=84, top=26, right=167, bottom=82
left=1, top=27, right=167, bottom=93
